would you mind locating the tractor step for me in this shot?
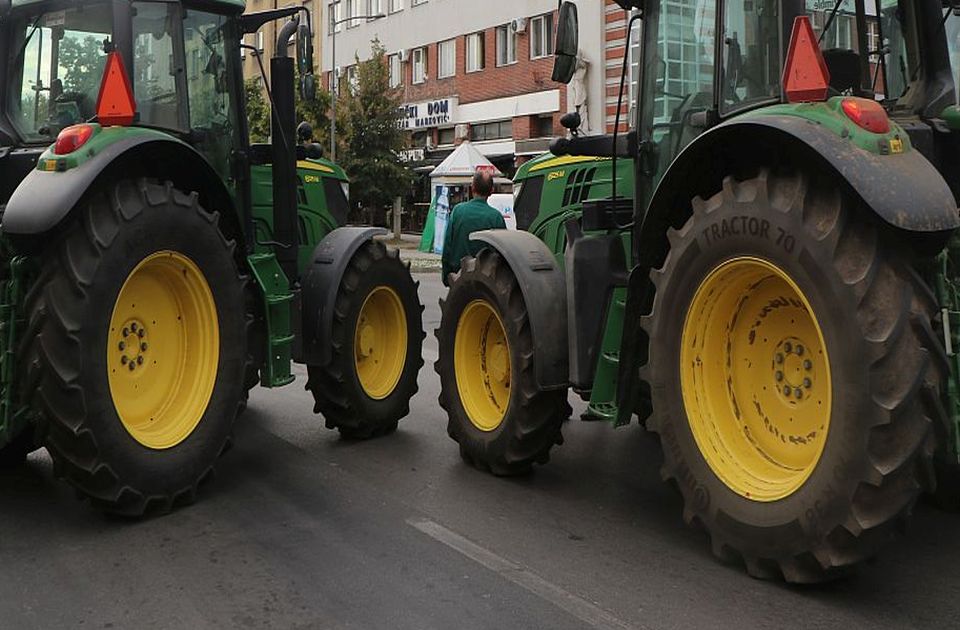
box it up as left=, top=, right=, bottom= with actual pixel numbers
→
left=586, top=290, right=627, bottom=425
left=248, top=253, right=295, bottom=387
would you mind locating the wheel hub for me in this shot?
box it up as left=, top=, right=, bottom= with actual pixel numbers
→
left=773, top=338, right=815, bottom=402
left=115, top=318, right=150, bottom=372
left=454, top=299, right=511, bottom=432
left=353, top=286, right=408, bottom=400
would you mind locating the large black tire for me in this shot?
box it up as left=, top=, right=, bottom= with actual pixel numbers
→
left=20, top=179, right=249, bottom=515
left=307, top=240, right=424, bottom=439
left=437, top=249, right=566, bottom=475
left=641, top=170, right=945, bottom=583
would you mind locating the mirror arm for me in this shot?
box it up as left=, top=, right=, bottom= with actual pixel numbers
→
left=549, top=131, right=637, bottom=158
left=239, top=7, right=301, bottom=36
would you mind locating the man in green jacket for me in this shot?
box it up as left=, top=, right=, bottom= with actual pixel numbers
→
left=441, top=169, right=506, bottom=286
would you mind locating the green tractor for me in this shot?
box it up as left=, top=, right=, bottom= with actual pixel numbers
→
left=437, top=0, right=960, bottom=582
left=0, top=0, right=424, bottom=514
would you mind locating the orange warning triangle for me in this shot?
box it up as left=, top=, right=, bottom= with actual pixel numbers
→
left=96, top=51, right=137, bottom=126
left=781, top=16, right=831, bottom=103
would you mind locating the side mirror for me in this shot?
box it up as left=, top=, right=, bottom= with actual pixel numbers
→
left=300, top=72, right=316, bottom=101
left=297, top=22, right=314, bottom=76
left=552, top=1, right=579, bottom=84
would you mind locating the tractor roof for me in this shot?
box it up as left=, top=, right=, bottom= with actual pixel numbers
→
left=8, top=0, right=246, bottom=13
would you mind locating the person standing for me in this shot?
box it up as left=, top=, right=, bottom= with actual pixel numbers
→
left=441, top=169, right=506, bottom=286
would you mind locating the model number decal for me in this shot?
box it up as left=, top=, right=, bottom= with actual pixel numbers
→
left=547, top=170, right=566, bottom=181
left=701, top=216, right=795, bottom=253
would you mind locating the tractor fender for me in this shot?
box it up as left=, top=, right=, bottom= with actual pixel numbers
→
left=637, top=115, right=959, bottom=266
left=300, top=226, right=388, bottom=366
left=470, top=230, right=568, bottom=390
left=2, top=136, right=235, bottom=236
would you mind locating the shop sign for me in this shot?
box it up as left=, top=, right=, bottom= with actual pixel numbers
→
left=399, top=98, right=458, bottom=130
left=399, top=148, right=425, bottom=163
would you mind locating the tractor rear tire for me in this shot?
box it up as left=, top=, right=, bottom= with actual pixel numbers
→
left=437, top=249, right=566, bottom=476
left=20, top=179, right=248, bottom=515
left=641, top=170, right=945, bottom=583
left=307, top=240, right=424, bottom=439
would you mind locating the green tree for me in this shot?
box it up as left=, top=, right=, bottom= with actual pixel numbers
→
left=337, top=40, right=409, bottom=223
left=244, top=78, right=271, bottom=142
left=57, top=36, right=106, bottom=96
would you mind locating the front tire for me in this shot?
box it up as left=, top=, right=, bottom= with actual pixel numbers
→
left=21, top=180, right=248, bottom=515
left=641, top=170, right=945, bottom=582
left=437, top=249, right=566, bottom=475
left=307, top=240, right=424, bottom=439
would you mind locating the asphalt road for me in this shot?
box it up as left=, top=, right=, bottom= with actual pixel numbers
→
left=2, top=272, right=960, bottom=630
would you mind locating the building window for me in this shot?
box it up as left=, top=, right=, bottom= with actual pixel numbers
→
left=389, top=0, right=402, bottom=12
left=530, top=13, right=554, bottom=59
left=389, top=54, right=402, bottom=87
left=496, top=25, right=517, bottom=66
left=346, top=0, right=359, bottom=28
left=466, top=32, right=484, bottom=72
left=412, top=0, right=426, bottom=5
left=256, top=30, right=264, bottom=52
left=536, top=115, right=554, bottom=137
left=367, top=0, right=382, bottom=16
left=438, top=39, right=456, bottom=78
left=438, top=127, right=456, bottom=145
left=346, top=65, right=358, bottom=92
left=239, top=34, right=246, bottom=58
left=473, top=120, right=513, bottom=141
left=411, top=130, right=429, bottom=147
left=412, top=47, right=427, bottom=83
left=328, top=1, right=342, bottom=33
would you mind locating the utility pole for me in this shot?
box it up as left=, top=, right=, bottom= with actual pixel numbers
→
left=329, top=11, right=385, bottom=161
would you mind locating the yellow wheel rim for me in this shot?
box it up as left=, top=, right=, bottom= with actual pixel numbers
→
left=107, top=251, right=219, bottom=450
left=680, top=257, right=831, bottom=502
left=354, top=286, right=408, bottom=400
left=454, top=300, right=511, bottom=431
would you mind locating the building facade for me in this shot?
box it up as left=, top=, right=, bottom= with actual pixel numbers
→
left=321, top=0, right=622, bottom=177
left=240, top=0, right=323, bottom=88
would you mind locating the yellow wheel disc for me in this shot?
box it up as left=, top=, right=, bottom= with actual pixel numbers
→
left=454, top=300, right=511, bottom=431
left=680, top=257, right=832, bottom=502
left=107, top=251, right=220, bottom=450
left=354, top=286, right=408, bottom=400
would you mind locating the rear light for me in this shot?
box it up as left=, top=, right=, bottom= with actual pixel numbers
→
left=54, top=124, right=95, bottom=155
left=840, top=98, right=890, bottom=134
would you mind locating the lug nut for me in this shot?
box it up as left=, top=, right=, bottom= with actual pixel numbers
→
left=137, top=356, right=144, bottom=365
left=138, top=328, right=145, bottom=338
left=775, top=371, right=784, bottom=382
left=795, top=344, right=804, bottom=356
left=118, top=341, right=126, bottom=351
left=775, top=353, right=784, bottom=364
left=128, top=362, right=135, bottom=372
left=121, top=356, right=128, bottom=365
left=784, top=342, right=792, bottom=353
left=122, top=327, right=129, bottom=337
left=141, top=343, right=148, bottom=352
left=794, top=388, right=803, bottom=399
left=783, top=385, right=792, bottom=396
left=131, top=322, right=138, bottom=332
left=803, top=359, right=812, bottom=370
left=803, top=377, right=812, bottom=388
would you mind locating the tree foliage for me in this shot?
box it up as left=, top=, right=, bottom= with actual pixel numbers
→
left=244, top=78, right=271, bottom=143
left=244, top=68, right=332, bottom=147
left=58, top=36, right=107, bottom=96
left=337, top=40, right=409, bottom=221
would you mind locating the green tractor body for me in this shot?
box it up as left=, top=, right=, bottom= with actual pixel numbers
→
left=0, top=0, right=424, bottom=511
left=437, top=0, right=960, bottom=582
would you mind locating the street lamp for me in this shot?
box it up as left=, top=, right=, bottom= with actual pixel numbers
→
left=330, top=12, right=386, bottom=161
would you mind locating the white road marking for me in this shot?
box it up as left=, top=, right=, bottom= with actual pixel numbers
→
left=422, top=348, right=439, bottom=362
left=407, top=518, right=643, bottom=630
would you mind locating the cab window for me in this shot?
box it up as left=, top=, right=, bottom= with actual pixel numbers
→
left=8, top=3, right=113, bottom=142
left=720, top=0, right=782, bottom=113
left=132, top=1, right=182, bottom=129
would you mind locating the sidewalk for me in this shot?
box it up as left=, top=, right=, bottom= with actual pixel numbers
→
left=375, top=232, right=442, bottom=273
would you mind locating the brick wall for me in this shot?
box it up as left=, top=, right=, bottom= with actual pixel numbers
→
left=605, top=0, right=631, bottom=134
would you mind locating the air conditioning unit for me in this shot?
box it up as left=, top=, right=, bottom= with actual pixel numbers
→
left=510, top=17, right=527, bottom=33
left=397, top=49, right=410, bottom=63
